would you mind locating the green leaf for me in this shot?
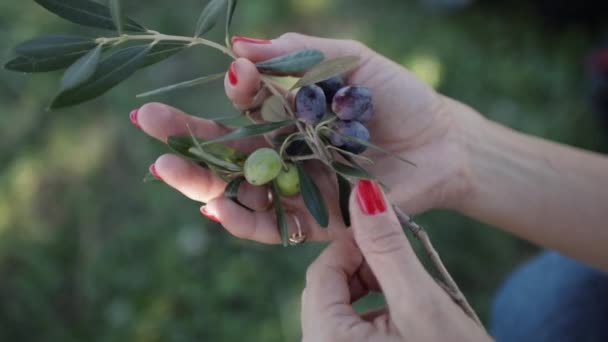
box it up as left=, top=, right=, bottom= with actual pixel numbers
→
left=167, top=136, right=246, bottom=171
left=15, top=35, right=97, bottom=57
left=194, top=0, right=227, bottom=37
left=109, top=0, right=124, bottom=35
left=60, top=44, right=102, bottom=91
left=49, top=44, right=152, bottom=109
left=141, top=41, right=190, bottom=68
left=337, top=174, right=352, bottom=227
left=224, top=177, right=252, bottom=210
left=5, top=51, right=91, bottom=73
left=331, top=161, right=375, bottom=180
left=143, top=172, right=161, bottom=183
left=137, top=72, right=224, bottom=98
left=296, top=163, right=329, bottom=228
left=334, top=131, right=417, bottom=167
left=261, top=95, right=288, bottom=122
left=271, top=181, right=290, bottom=246
left=225, top=0, right=238, bottom=46
left=33, top=0, right=146, bottom=32
left=291, top=56, right=360, bottom=90
left=200, top=120, right=296, bottom=145
left=256, top=49, right=325, bottom=74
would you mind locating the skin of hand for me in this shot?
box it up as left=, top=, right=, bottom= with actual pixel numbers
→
left=136, top=32, right=475, bottom=244
left=300, top=179, right=491, bottom=342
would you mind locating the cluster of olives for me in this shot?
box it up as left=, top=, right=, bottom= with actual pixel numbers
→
left=295, top=76, right=373, bottom=154
left=242, top=77, right=374, bottom=197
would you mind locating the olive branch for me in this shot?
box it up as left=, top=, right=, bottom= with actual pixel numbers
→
left=4, top=0, right=484, bottom=329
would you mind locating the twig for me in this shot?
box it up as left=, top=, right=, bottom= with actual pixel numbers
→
left=393, top=205, right=484, bottom=328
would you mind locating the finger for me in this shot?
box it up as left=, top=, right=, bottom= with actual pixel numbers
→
left=203, top=196, right=332, bottom=244
left=360, top=307, right=389, bottom=322
left=232, top=32, right=371, bottom=66
left=301, top=238, right=366, bottom=332
left=348, top=259, right=381, bottom=303
left=349, top=180, right=434, bottom=319
left=153, top=154, right=267, bottom=208
left=224, top=58, right=263, bottom=111
left=136, top=102, right=265, bottom=153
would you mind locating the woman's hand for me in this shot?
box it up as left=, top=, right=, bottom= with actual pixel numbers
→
left=135, top=33, right=477, bottom=244
left=301, top=179, right=490, bottom=342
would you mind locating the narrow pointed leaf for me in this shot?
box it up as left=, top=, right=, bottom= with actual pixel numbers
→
left=194, top=0, right=227, bottom=37
left=15, top=35, right=97, bottom=57
left=33, top=0, right=146, bottom=32
left=337, top=174, right=352, bottom=227
left=256, top=49, right=325, bottom=74
left=331, top=161, right=374, bottom=180
left=200, top=120, right=296, bottom=145
left=137, top=73, right=224, bottom=97
left=225, top=0, right=238, bottom=45
left=50, top=44, right=152, bottom=109
left=296, top=163, right=329, bottom=228
left=335, top=131, right=417, bottom=167
left=4, top=50, right=92, bottom=73
left=60, top=44, right=102, bottom=91
left=143, top=172, right=161, bottom=183
left=141, top=41, right=190, bottom=68
left=224, top=177, right=252, bottom=210
left=109, top=0, right=124, bottom=35
left=167, top=136, right=246, bottom=170
left=261, top=95, right=288, bottom=122
left=271, top=181, right=290, bottom=246
left=291, top=56, right=360, bottom=89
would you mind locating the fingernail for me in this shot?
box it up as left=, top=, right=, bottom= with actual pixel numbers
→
left=231, top=36, right=272, bottom=45
left=356, top=180, right=387, bottom=216
left=149, top=163, right=162, bottom=181
left=228, top=62, right=238, bottom=86
left=200, top=206, right=221, bottom=223
left=129, top=108, right=141, bottom=129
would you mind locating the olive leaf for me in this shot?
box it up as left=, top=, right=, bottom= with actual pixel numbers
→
left=336, top=174, right=352, bottom=227
left=60, top=44, right=102, bottom=91
left=167, top=136, right=246, bottom=172
left=33, top=0, right=146, bottom=32
left=15, top=35, right=97, bottom=58
left=271, top=181, right=290, bottom=247
left=5, top=50, right=94, bottom=73
left=225, top=0, right=238, bottom=46
left=200, top=120, right=296, bottom=145
left=109, top=0, right=124, bottom=35
left=194, top=0, right=227, bottom=37
left=140, top=41, right=190, bottom=68
left=291, top=56, right=360, bottom=90
left=137, top=72, right=224, bottom=98
left=224, top=177, right=252, bottom=210
left=143, top=172, right=160, bottom=183
left=256, top=49, right=325, bottom=74
left=333, top=131, right=417, bottom=167
left=296, top=163, right=329, bottom=228
left=261, top=95, right=288, bottom=122
left=331, top=161, right=374, bottom=180
left=49, top=44, right=152, bottom=109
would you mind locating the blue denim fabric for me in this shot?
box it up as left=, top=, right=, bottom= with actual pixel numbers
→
left=490, top=251, right=608, bottom=342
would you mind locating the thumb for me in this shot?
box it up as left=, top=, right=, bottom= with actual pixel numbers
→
left=350, top=180, right=432, bottom=316
left=232, top=32, right=372, bottom=64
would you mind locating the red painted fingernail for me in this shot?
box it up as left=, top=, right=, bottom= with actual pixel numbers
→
left=200, top=206, right=221, bottom=223
left=129, top=108, right=141, bottom=129
left=149, top=163, right=162, bottom=181
left=356, top=180, right=387, bottom=216
left=228, top=62, right=238, bottom=86
left=231, top=36, right=272, bottom=45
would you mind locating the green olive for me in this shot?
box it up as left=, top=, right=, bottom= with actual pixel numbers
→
left=276, top=163, right=300, bottom=197
left=244, top=148, right=282, bottom=186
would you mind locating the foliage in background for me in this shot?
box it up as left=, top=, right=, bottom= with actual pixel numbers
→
left=0, top=0, right=604, bottom=341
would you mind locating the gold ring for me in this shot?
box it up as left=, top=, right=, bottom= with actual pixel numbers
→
left=289, top=214, right=307, bottom=246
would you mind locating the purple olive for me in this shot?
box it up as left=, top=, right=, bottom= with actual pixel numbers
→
left=331, top=85, right=374, bottom=123
left=295, top=84, right=326, bottom=125
left=316, top=76, right=345, bottom=104
left=329, top=120, right=370, bottom=154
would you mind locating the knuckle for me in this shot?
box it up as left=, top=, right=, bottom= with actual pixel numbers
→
left=357, top=229, right=408, bottom=257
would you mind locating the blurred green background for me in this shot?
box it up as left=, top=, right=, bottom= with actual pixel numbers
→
left=1, top=0, right=605, bottom=341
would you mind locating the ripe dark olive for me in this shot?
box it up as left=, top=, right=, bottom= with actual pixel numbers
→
left=316, top=76, right=345, bottom=104
left=295, top=84, right=326, bottom=125
left=329, top=120, right=370, bottom=154
left=331, top=85, right=374, bottom=123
